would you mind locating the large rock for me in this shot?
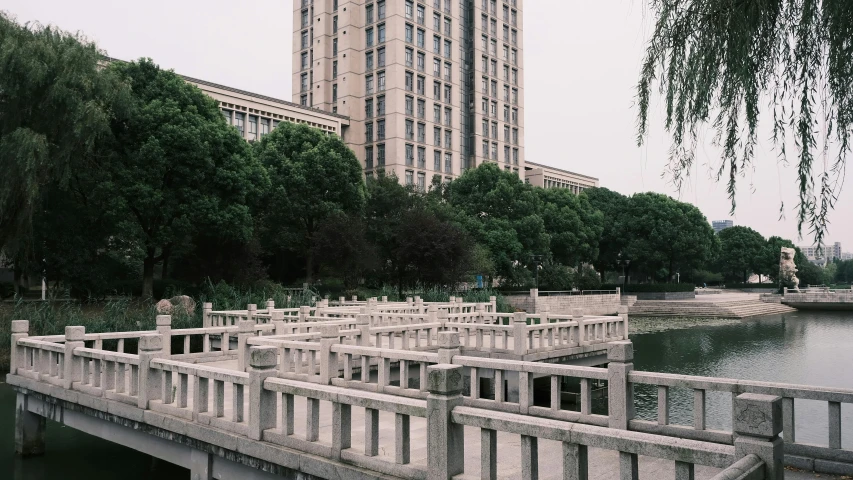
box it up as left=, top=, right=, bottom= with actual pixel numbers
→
left=155, top=295, right=195, bottom=316
left=779, top=247, right=800, bottom=291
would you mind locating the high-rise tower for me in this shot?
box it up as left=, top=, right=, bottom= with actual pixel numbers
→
left=292, top=0, right=524, bottom=185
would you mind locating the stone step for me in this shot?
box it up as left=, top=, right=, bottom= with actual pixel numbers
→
left=629, top=300, right=796, bottom=318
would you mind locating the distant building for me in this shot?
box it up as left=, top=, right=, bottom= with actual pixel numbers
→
left=523, top=161, right=598, bottom=194
left=712, top=220, right=734, bottom=233
left=799, top=242, right=843, bottom=262
left=842, top=252, right=853, bottom=261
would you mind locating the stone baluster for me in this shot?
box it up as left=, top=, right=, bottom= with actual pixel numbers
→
left=339, top=296, right=346, bottom=305
left=202, top=303, right=212, bottom=328
left=247, top=303, right=257, bottom=324
left=298, top=306, right=310, bottom=322
left=380, top=296, right=387, bottom=303
left=607, top=340, right=635, bottom=430
left=63, top=326, right=85, bottom=389
left=137, top=333, right=164, bottom=409
left=237, top=320, right=255, bottom=372
left=427, top=365, right=465, bottom=480
left=248, top=346, right=278, bottom=441
left=512, top=312, right=528, bottom=356
left=271, top=308, right=286, bottom=335
left=733, top=393, right=784, bottom=480
left=156, top=315, right=172, bottom=356
left=356, top=312, right=370, bottom=346
left=489, top=295, right=497, bottom=314
left=265, top=299, right=275, bottom=313
left=476, top=302, right=486, bottom=323
left=319, top=325, right=341, bottom=384
left=10, top=320, right=29, bottom=375
left=351, top=295, right=358, bottom=302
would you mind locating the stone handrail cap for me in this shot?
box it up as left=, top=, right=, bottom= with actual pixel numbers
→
left=11, top=320, right=29, bottom=333
left=247, top=304, right=257, bottom=311
left=156, top=315, right=172, bottom=326
left=202, top=302, right=213, bottom=309
left=733, top=393, right=782, bottom=438
left=437, top=331, right=460, bottom=349
left=572, top=308, right=584, bottom=317
left=428, top=365, right=463, bottom=395
left=139, top=334, right=163, bottom=352
left=65, top=326, right=85, bottom=342
left=249, top=346, right=278, bottom=369
left=320, top=324, right=341, bottom=337
left=607, top=340, right=633, bottom=362
left=512, top=311, right=527, bottom=323
left=238, top=320, right=255, bottom=333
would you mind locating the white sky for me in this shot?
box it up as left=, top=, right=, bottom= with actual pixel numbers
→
left=7, top=0, right=851, bottom=250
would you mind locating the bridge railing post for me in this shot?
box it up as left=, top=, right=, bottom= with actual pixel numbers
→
left=237, top=320, right=255, bottom=372
left=63, top=326, right=85, bottom=389
left=617, top=306, right=629, bottom=339
left=489, top=296, right=497, bottom=314
left=156, top=315, right=172, bottom=356
left=138, top=333, right=164, bottom=409
left=202, top=303, right=213, bottom=328
left=512, top=312, right=528, bottom=356
left=427, top=364, right=465, bottom=480
left=319, top=325, right=341, bottom=384
left=733, top=393, right=784, bottom=480
left=10, top=320, right=29, bottom=375
left=437, top=332, right=460, bottom=364
left=248, top=346, right=278, bottom=441
left=573, top=309, right=587, bottom=346
left=607, top=340, right=635, bottom=429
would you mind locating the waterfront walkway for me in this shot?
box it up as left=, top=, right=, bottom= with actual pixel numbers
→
left=629, top=293, right=796, bottom=318
left=8, top=299, right=853, bottom=479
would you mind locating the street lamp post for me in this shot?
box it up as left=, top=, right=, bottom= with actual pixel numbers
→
left=618, top=255, right=631, bottom=295
left=530, top=254, right=544, bottom=290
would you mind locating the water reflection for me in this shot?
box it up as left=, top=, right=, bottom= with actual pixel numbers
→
left=632, top=312, right=853, bottom=448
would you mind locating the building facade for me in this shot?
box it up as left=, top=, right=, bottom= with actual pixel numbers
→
left=799, top=242, right=843, bottom=262
left=184, top=76, right=349, bottom=141
left=524, top=161, right=597, bottom=193
left=712, top=220, right=734, bottom=234
left=293, top=0, right=524, bottom=187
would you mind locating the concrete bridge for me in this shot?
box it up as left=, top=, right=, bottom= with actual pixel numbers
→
left=8, top=301, right=852, bottom=479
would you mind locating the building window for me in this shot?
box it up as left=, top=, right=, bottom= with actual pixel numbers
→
left=444, top=62, right=451, bottom=81
left=434, top=150, right=442, bottom=170
left=405, top=0, right=414, bottom=19
left=366, top=146, right=374, bottom=169
left=405, top=48, right=414, bottom=67
left=405, top=170, right=414, bottom=185
left=333, top=15, right=338, bottom=33
left=491, top=142, right=498, bottom=159
left=417, top=29, right=425, bottom=48
left=377, top=119, right=386, bottom=140
left=491, top=121, right=498, bottom=138
left=378, top=70, right=386, bottom=91
left=512, top=108, right=518, bottom=124
left=365, top=98, right=374, bottom=118
left=444, top=107, right=452, bottom=126
left=512, top=128, right=519, bottom=144
left=444, top=129, right=451, bottom=148
left=504, top=145, right=510, bottom=163
left=405, top=71, right=414, bottom=91
left=406, top=143, right=414, bottom=165
left=444, top=152, right=452, bottom=173
left=434, top=13, right=441, bottom=31
left=444, top=39, right=451, bottom=58
left=365, top=74, right=374, bottom=94
left=248, top=115, right=258, bottom=141
left=434, top=58, right=441, bottom=77
left=433, top=81, right=441, bottom=100
left=301, top=73, right=309, bottom=92
left=301, top=30, right=309, bottom=49
left=417, top=99, right=425, bottom=119
left=482, top=119, right=488, bottom=137
left=332, top=60, right=338, bottom=78
left=482, top=140, right=488, bottom=157
left=301, top=9, right=309, bottom=28
left=378, top=0, right=386, bottom=19
left=444, top=17, right=451, bottom=36
left=513, top=148, right=519, bottom=165
left=405, top=95, right=414, bottom=116
left=503, top=105, right=510, bottom=122
left=434, top=126, right=441, bottom=146
left=301, top=52, right=308, bottom=70
left=504, top=125, right=510, bottom=142
left=366, top=4, right=374, bottom=24
left=366, top=51, right=374, bottom=70
left=332, top=84, right=338, bottom=102
left=378, top=95, right=386, bottom=115
left=418, top=123, right=425, bottom=143
left=365, top=122, right=374, bottom=142
left=417, top=4, right=425, bottom=24
left=511, top=49, right=517, bottom=65
left=417, top=52, right=425, bottom=72
left=300, top=95, right=307, bottom=106
left=512, top=68, right=518, bottom=85
left=504, top=85, right=510, bottom=102
left=234, top=112, right=245, bottom=136
left=367, top=27, right=374, bottom=47
left=417, top=75, right=425, bottom=95
left=378, top=144, right=386, bottom=166
left=221, top=109, right=232, bottom=125
left=434, top=104, right=441, bottom=123
left=378, top=47, right=386, bottom=67
left=378, top=23, right=386, bottom=43
left=433, top=35, right=440, bottom=54
left=417, top=171, right=426, bottom=191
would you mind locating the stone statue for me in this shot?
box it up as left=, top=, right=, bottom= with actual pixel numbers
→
left=779, top=247, right=799, bottom=291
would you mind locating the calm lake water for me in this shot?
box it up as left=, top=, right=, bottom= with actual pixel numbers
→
left=1, top=310, right=851, bottom=478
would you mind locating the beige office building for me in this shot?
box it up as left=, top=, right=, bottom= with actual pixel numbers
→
left=293, top=0, right=525, bottom=187
left=524, top=161, right=598, bottom=194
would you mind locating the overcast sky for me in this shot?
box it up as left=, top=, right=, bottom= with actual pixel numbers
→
left=7, top=0, right=851, bottom=250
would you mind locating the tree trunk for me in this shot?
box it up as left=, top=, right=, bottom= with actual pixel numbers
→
left=161, top=251, right=170, bottom=280
left=743, top=270, right=748, bottom=284
left=142, top=248, right=156, bottom=299
left=305, top=247, right=314, bottom=284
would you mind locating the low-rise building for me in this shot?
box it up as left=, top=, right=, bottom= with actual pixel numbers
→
left=523, top=161, right=598, bottom=194
left=799, top=242, right=843, bottom=262
left=712, top=220, right=734, bottom=233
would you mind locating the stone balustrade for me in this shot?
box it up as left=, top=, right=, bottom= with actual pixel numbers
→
left=9, top=314, right=853, bottom=479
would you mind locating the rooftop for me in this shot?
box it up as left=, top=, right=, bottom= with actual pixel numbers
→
left=524, top=160, right=599, bottom=182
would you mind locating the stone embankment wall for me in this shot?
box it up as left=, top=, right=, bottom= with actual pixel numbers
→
left=634, top=291, right=696, bottom=300
left=505, top=289, right=621, bottom=315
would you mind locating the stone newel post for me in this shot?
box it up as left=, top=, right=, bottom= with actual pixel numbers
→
left=10, top=320, right=29, bottom=374
left=512, top=312, right=528, bottom=356
left=138, top=333, right=164, bottom=409
left=156, top=315, right=172, bottom=356
left=427, top=365, right=465, bottom=480
left=248, top=346, right=278, bottom=441
left=437, top=332, right=460, bottom=364
left=616, top=306, right=629, bottom=338
left=202, top=303, right=212, bottom=328
left=356, top=311, right=370, bottom=347
left=237, top=320, right=255, bottom=372
left=733, top=393, right=784, bottom=480
left=319, top=325, right=341, bottom=384
left=63, top=326, right=85, bottom=389
left=607, top=340, right=635, bottom=429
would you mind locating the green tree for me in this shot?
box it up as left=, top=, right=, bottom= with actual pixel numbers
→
left=759, top=236, right=798, bottom=283
left=536, top=188, right=603, bottom=267
left=255, top=122, right=365, bottom=283
left=445, top=164, right=548, bottom=284
left=716, top=226, right=767, bottom=284
left=584, top=187, right=629, bottom=277
left=0, top=13, right=129, bottom=278
left=621, top=193, right=717, bottom=282
left=106, top=59, right=266, bottom=298
left=637, top=0, right=853, bottom=245
left=312, top=213, right=377, bottom=292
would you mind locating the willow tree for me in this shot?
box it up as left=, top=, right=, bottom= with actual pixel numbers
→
left=637, top=0, right=852, bottom=246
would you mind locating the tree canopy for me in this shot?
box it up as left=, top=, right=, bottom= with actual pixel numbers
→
left=637, top=0, right=852, bottom=245
left=716, top=226, right=767, bottom=283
